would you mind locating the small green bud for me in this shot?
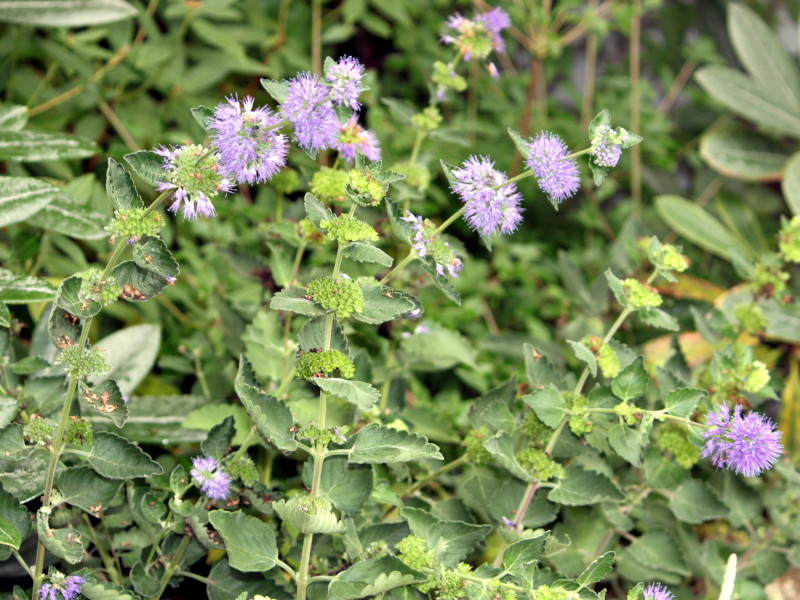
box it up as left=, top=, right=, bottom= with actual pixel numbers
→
left=306, top=275, right=364, bottom=319
left=779, top=215, right=800, bottom=263
left=355, top=276, right=380, bottom=287
left=64, top=416, right=93, bottom=448
left=743, top=360, right=770, bottom=393
left=55, top=344, right=109, bottom=380
left=735, top=303, right=767, bottom=335
left=397, top=535, right=434, bottom=572
left=521, top=411, right=551, bottom=448
left=295, top=348, right=355, bottom=380
left=656, top=425, right=699, bottom=469
left=311, top=167, right=348, bottom=202
left=227, top=456, right=259, bottom=487
left=597, top=344, right=621, bottom=378
left=296, top=423, right=350, bottom=446
left=751, top=261, right=789, bottom=296
left=463, top=428, right=492, bottom=464
left=614, top=401, right=639, bottom=426
left=319, top=214, right=378, bottom=244
left=622, top=278, right=662, bottom=309
left=517, top=448, right=565, bottom=481
left=23, top=415, right=53, bottom=444
left=487, top=580, right=517, bottom=600
left=76, top=267, right=121, bottom=309
left=348, top=170, right=386, bottom=205
left=533, top=585, right=569, bottom=600
left=271, top=169, right=300, bottom=194
left=106, top=208, right=164, bottom=243
left=298, top=218, right=325, bottom=244
left=412, top=105, right=445, bottom=131
left=391, top=162, right=431, bottom=190
left=437, top=563, right=472, bottom=600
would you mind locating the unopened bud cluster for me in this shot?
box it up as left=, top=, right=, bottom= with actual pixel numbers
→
left=55, top=345, right=109, bottom=380
left=64, top=416, right=93, bottom=448
left=622, top=278, right=662, bottom=309
left=779, top=214, right=800, bottom=263
left=77, top=267, right=121, bottom=308
left=24, top=415, right=54, bottom=444
left=319, top=214, right=378, bottom=244
left=296, top=423, right=350, bottom=446
left=311, top=167, right=348, bottom=202
left=656, top=425, right=699, bottom=469
left=106, top=208, right=163, bottom=243
left=581, top=335, right=621, bottom=379
left=348, top=169, right=386, bottom=204
left=295, top=348, right=355, bottom=380
left=517, top=447, right=565, bottom=481
left=307, top=275, right=364, bottom=319
left=227, top=456, right=259, bottom=487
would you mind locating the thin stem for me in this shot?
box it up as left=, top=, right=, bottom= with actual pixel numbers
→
left=580, top=0, right=599, bottom=130
left=378, top=252, right=417, bottom=286
left=409, top=130, right=427, bottom=166
left=493, top=482, right=538, bottom=567
left=142, top=189, right=173, bottom=218
left=12, top=550, right=32, bottom=577
left=630, top=0, right=642, bottom=216
left=276, top=559, right=298, bottom=581
left=230, top=425, right=259, bottom=463
left=152, top=534, right=191, bottom=600
left=402, top=454, right=468, bottom=499
left=82, top=515, right=122, bottom=586
left=658, top=58, right=697, bottom=114
left=494, top=170, right=534, bottom=190
left=175, top=571, right=209, bottom=584
left=274, top=367, right=297, bottom=397
left=97, top=96, right=140, bottom=152
left=311, top=0, right=322, bottom=74
left=431, top=207, right=465, bottom=237
left=194, top=352, right=212, bottom=400
left=565, top=147, right=593, bottom=161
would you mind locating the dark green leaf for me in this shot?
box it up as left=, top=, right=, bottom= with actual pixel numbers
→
left=502, top=533, right=549, bottom=579
left=202, top=416, right=236, bottom=460
left=523, top=385, right=568, bottom=429
left=269, top=288, right=325, bottom=317
left=507, top=128, right=530, bottom=158
left=80, top=379, right=129, bottom=427
left=0, top=516, right=21, bottom=549
left=663, top=388, right=705, bottom=419
left=567, top=340, right=597, bottom=377
left=483, top=431, right=533, bottom=482
left=55, top=275, right=101, bottom=318
left=354, top=285, right=417, bottom=324
left=342, top=242, right=393, bottom=267
left=208, top=510, right=278, bottom=572
left=608, top=424, right=643, bottom=467
left=191, top=105, right=214, bottom=131
left=37, top=513, right=84, bottom=564
left=401, top=507, right=491, bottom=567
left=91, top=324, right=161, bottom=396
left=31, top=196, right=108, bottom=240
left=304, top=193, right=333, bottom=230
left=0, top=104, right=27, bottom=131
left=111, top=261, right=169, bottom=301
left=124, top=151, right=164, bottom=187
left=206, top=558, right=288, bottom=600
left=668, top=479, right=729, bottom=524
left=302, top=455, right=373, bottom=514
left=260, top=79, right=289, bottom=104
left=312, top=377, right=379, bottom=411
left=547, top=465, right=624, bottom=505
left=133, top=238, right=179, bottom=279
left=0, top=176, right=59, bottom=228
left=349, top=423, right=442, bottom=464
left=0, top=131, right=98, bottom=161
left=577, top=551, right=615, bottom=588
left=611, top=356, right=647, bottom=401
left=87, top=432, right=163, bottom=479
left=0, top=0, right=137, bottom=26
left=298, top=315, right=351, bottom=357
left=328, top=556, right=426, bottom=600
left=106, top=158, right=143, bottom=210
left=56, top=465, right=121, bottom=513
left=699, top=131, right=788, bottom=182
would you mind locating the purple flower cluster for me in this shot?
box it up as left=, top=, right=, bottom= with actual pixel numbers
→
left=451, top=155, right=523, bottom=237
left=643, top=582, right=674, bottom=600
left=701, top=403, right=783, bottom=477
left=326, top=56, right=364, bottom=111
left=401, top=211, right=463, bottom=277
left=591, top=125, right=622, bottom=168
left=442, top=7, right=510, bottom=60
left=335, top=116, right=381, bottom=162
left=39, top=575, right=84, bottom=600
left=190, top=455, right=232, bottom=500
left=526, top=132, right=581, bottom=204
left=210, top=95, right=287, bottom=184
left=282, top=72, right=340, bottom=151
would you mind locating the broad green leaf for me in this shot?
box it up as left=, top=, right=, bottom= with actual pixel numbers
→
left=0, top=176, right=59, bottom=228
left=0, top=484, right=31, bottom=545
left=349, top=423, right=442, bottom=464
left=782, top=151, right=800, bottom=215
left=269, top=288, right=325, bottom=317
left=482, top=431, right=533, bottom=482
left=298, top=315, right=351, bottom=358
left=524, top=343, right=566, bottom=389
left=419, top=257, right=461, bottom=305
left=0, top=104, right=27, bottom=131
left=663, top=387, right=705, bottom=419
left=312, top=377, right=379, bottom=411
left=91, top=324, right=161, bottom=396
left=207, top=559, right=286, bottom=600
left=234, top=356, right=297, bottom=452
left=272, top=498, right=345, bottom=534
left=385, top=198, right=415, bottom=242
left=0, top=516, right=21, bottom=549
left=260, top=78, right=289, bottom=104
left=208, top=510, right=278, bottom=572
left=401, top=507, right=492, bottom=567
left=699, top=131, right=788, bottom=182
left=611, top=356, right=647, bottom=401
left=470, top=397, right=515, bottom=434
left=328, top=556, right=426, bottom=600
left=56, top=465, right=121, bottom=514
left=0, top=302, right=9, bottom=328
left=87, top=432, right=163, bottom=479
left=638, top=307, right=679, bottom=331
left=695, top=65, right=800, bottom=136
left=523, top=385, right=568, bottom=428
left=55, top=275, right=101, bottom=318
left=0, top=424, right=33, bottom=460
left=124, top=151, right=164, bottom=187
left=623, top=530, right=690, bottom=576
left=133, top=237, right=179, bottom=279
left=201, top=416, right=236, bottom=460
left=191, top=105, right=214, bottom=131
left=548, top=465, right=624, bottom=505
left=355, top=285, right=417, bottom=325
left=577, top=551, right=615, bottom=588
left=0, top=269, right=56, bottom=304
left=302, top=456, right=373, bottom=514
left=30, top=196, right=108, bottom=240
left=80, top=580, right=142, bottom=600
left=0, top=0, right=137, bottom=26
left=608, top=423, right=643, bottom=466
left=502, top=533, right=549, bottom=579
left=80, top=379, right=130, bottom=427
left=0, top=131, right=98, bottom=161
left=106, top=158, right=143, bottom=211
left=342, top=242, right=393, bottom=267
left=304, top=193, right=333, bottom=229
left=400, top=325, right=475, bottom=370
left=37, top=514, right=84, bottom=564
left=668, top=479, right=729, bottom=524
left=111, top=261, right=169, bottom=302
left=567, top=340, right=597, bottom=377
left=728, top=3, right=800, bottom=111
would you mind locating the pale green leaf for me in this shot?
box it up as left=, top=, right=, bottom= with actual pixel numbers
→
left=208, top=510, right=278, bottom=572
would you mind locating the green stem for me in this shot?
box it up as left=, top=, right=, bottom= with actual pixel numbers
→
left=378, top=339, right=396, bottom=413
left=142, top=189, right=173, bottom=218
left=194, top=352, right=212, bottom=400
left=564, top=147, right=593, bottom=160
left=152, top=534, right=191, bottom=600
left=431, top=207, right=464, bottom=237
left=493, top=169, right=534, bottom=190
left=12, top=550, right=32, bottom=577
left=82, top=515, right=122, bottom=586
left=630, top=0, right=642, bottom=216
left=493, top=481, right=538, bottom=567
left=275, top=367, right=297, bottom=397
left=175, top=570, right=209, bottom=584
left=230, top=425, right=259, bottom=463
left=409, top=130, right=426, bottom=165
left=378, top=252, right=417, bottom=286
left=402, top=454, right=468, bottom=499
left=311, top=0, right=322, bottom=74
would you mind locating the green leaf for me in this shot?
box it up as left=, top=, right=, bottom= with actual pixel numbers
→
left=80, top=379, right=130, bottom=427
left=695, top=65, right=800, bottom=137
left=400, top=325, right=475, bottom=370
left=567, top=340, right=597, bottom=377
left=342, top=242, right=393, bottom=267
left=298, top=315, right=351, bottom=357
left=523, top=385, right=568, bottom=429
left=507, top=128, right=530, bottom=158
left=87, top=432, right=163, bottom=479
left=638, top=307, right=679, bottom=331
left=133, top=238, right=179, bottom=279
left=0, top=302, right=9, bottom=328
left=577, top=551, right=615, bottom=589
left=124, top=151, right=164, bottom=187
left=37, top=513, right=84, bottom=564
left=0, top=103, right=27, bottom=131
left=623, top=530, right=690, bottom=576
left=312, top=377, right=379, bottom=411
left=269, top=288, right=325, bottom=317
left=272, top=498, right=345, bottom=534
left=208, top=510, right=278, bottom=572
left=234, top=356, right=297, bottom=452
left=611, top=356, right=647, bottom=401
left=608, top=424, right=643, bottom=466
left=0, top=130, right=99, bottom=161
left=56, top=465, right=121, bottom=514
left=328, top=556, right=426, bottom=600
left=80, top=580, right=142, bottom=600
left=0, top=0, right=137, bottom=26
left=111, top=261, right=169, bottom=301
left=304, top=193, right=333, bottom=230
left=419, top=257, right=461, bottom=305
left=260, top=78, right=289, bottom=104
left=0, top=486, right=31, bottom=543
left=55, top=275, right=101, bottom=318
left=663, top=387, right=705, bottom=419
left=728, top=3, right=800, bottom=112
left=31, top=196, right=108, bottom=240
left=482, top=431, right=533, bottom=482
left=11, top=356, right=48, bottom=375
left=782, top=151, right=800, bottom=215
left=207, top=558, right=287, bottom=600
left=191, top=105, right=214, bottom=131
left=0, top=448, right=52, bottom=502
left=668, top=479, right=729, bottom=524
left=0, top=516, right=21, bottom=549
left=548, top=465, right=625, bottom=505
left=502, top=533, right=549, bottom=579
left=106, top=158, right=143, bottom=211
left=699, top=131, right=788, bottom=182
left=470, top=396, right=515, bottom=434
left=355, top=285, right=417, bottom=325
left=302, top=455, right=373, bottom=514
left=0, top=176, right=58, bottom=228
left=349, top=423, right=443, bottom=464
left=202, top=416, right=236, bottom=460
left=523, top=344, right=566, bottom=389
left=91, top=324, right=161, bottom=396
left=401, top=507, right=492, bottom=567
left=385, top=198, right=415, bottom=242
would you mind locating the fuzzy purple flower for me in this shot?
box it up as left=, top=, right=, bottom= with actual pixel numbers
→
left=443, top=7, right=510, bottom=60
left=643, top=582, right=674, bottom=600
left=591, top=125, right=622, bottom=168
left=475, top=6, right=511, bottom=52
left=701, top=404, right=783, bottom=477
left=190, top=455, right=231, bottom=500
left=526, top=132, right=581, bottom=204
left=326, top=56, right=365, bottom=111
left=334, top=116, right=381, bottom=162
left=39, top=575, right=85, bottom=600
left=210, top=95, right=287, bottom=184
left=402, top=211, right=463, bottom=277
left=282, top=72, right=340, bottom=151
left=451, top=155, right=524, bottom=237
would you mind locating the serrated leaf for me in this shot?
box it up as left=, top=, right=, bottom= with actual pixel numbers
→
left=260, top=78, right=289, bottom=104
left=312, top=377, right=379, bottom=411
left=419, top=258, right=461, bottom=305
left=577, top=551, right=615, bottom=588
left=668, top=479, right=729, bottom=524
left=202, top=416, right=236, bottom=460
left=269, top=287, right=323, bottom=316
left=106, top=158, right=143, bottom=211
left=608, top=423, right=643, bottom=467
left=638, top=307, right=679, bottom=331
left=482, top=431, right=533, bottom=482
left=624, top=530, right=690, bottom=576
left=302, top=456, right=373, bottom=514
left=0, top=486, right=31, bottom=544
left=87, top=432, right=163, bottom=479
left=206, top=558, right=286, bottom=600
left=355, top=285, right=417, bottom=324
left=234, top=356, right=297, bottom=452
left=80, top=379, right=129, bottom=427
left=132, top=237, right=179, bottom=279
left=272, top=498, right=345, bottom=534
left=80, top=580, right=142, bottom=600
left=568, top=340, right=597, bottom=377
left=502, top=533, right=549, bottom=578
left=385, top=198, right=415, bottom=242
left=124, top=151, right=164, bottom=187
left=0, top=268, right=57, bottom=304
left=611, top=356, right=647, bottom=401
left=0, top=0, right=137, bottom=26
left=547, top=465, right=624, bottom=505
left=401, top=507, right=491, bottom=567
left=208, top=510, right=278, bottom=572
left=56, top=465, right=121, bottom=514
left=37, top=513, right=84, bottom=564
left=663, top=387, right=705, bottom=419
left=507, top=128, right=530, bottom=158
left=55, top=275, right=101, bottom=318
left=304, top=193, right=333, bottom=230
left=191, top=105, right=214, bottom=131
left=0, top=176, right=59, bottom=228
left=111, top=261, right=169, bottom=301
left=328, top=556, right=426, bottom=600
left=349, top=423, right=442, bottom=464
left=342, top=242, right=393, bottom=267
left=0, top=131, right=98, bottom=161
left=523, top=385, right=568, bottom=429
left=604, top=270, right=625, bottom=305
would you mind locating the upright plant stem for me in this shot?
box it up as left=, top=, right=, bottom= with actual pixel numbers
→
left=493, top=482, right=538, bottom=567
left=630, top=0, right=642, bottom=215
left=580, top=0, right=599, bottom=130
left=152, top=534, right=191, bottom=600
left=312, top=0, right=322, bottom=74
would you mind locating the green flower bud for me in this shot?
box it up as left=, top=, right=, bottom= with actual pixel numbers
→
left=779, top=215, right=800, bottom=263
left=297, top=423, right=350, bottom=446
left=622, top=278, right=662, bottom=309
left=55, top=345, right=109, bottom=380
left=64, top=416, right=93, bottom=448
left=319, top=214, right=379, bottom=244
left=76, top=267, right=121, bottom=309
left=227, top=455, right=259, bottom=487
left=411, top=105, right=444, bottom=131
left=521, top=411, right=551, bottom=448
left=298, top=218, right=325, bottom=244
left=23, top=415, right=53, bottom=444
left=735, top=303, right=767, bottom=335
left=597, top=344, right=621, bottom=378
left=397, top=535, right=434, bottom=572
left=311, top=167, right=348, bottom=202
left=437, top=563, right=472, bottom=600
left=743, top=360, right=770, bottom=393
left=656, top=424, right=699, bottom=469
left=106, top=208, right=164, bottom=243
left=614, top=402, right=639, bottom=426
left=306, top=275, right=364, bottom=319
left=463, top=428, right=492, bottom=464
left=751, top=261, right=789, bottom=296
left=516, top=448, right=565, bottom=482
left=391, top=162, right=431, bottom=190
left=348, top=170, right=386, bottom=205
left=271, top=169, right=300, bottom=194
left=533, top=585, right=569, bottom=600
left=295, top=348, right=355, bottom=380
